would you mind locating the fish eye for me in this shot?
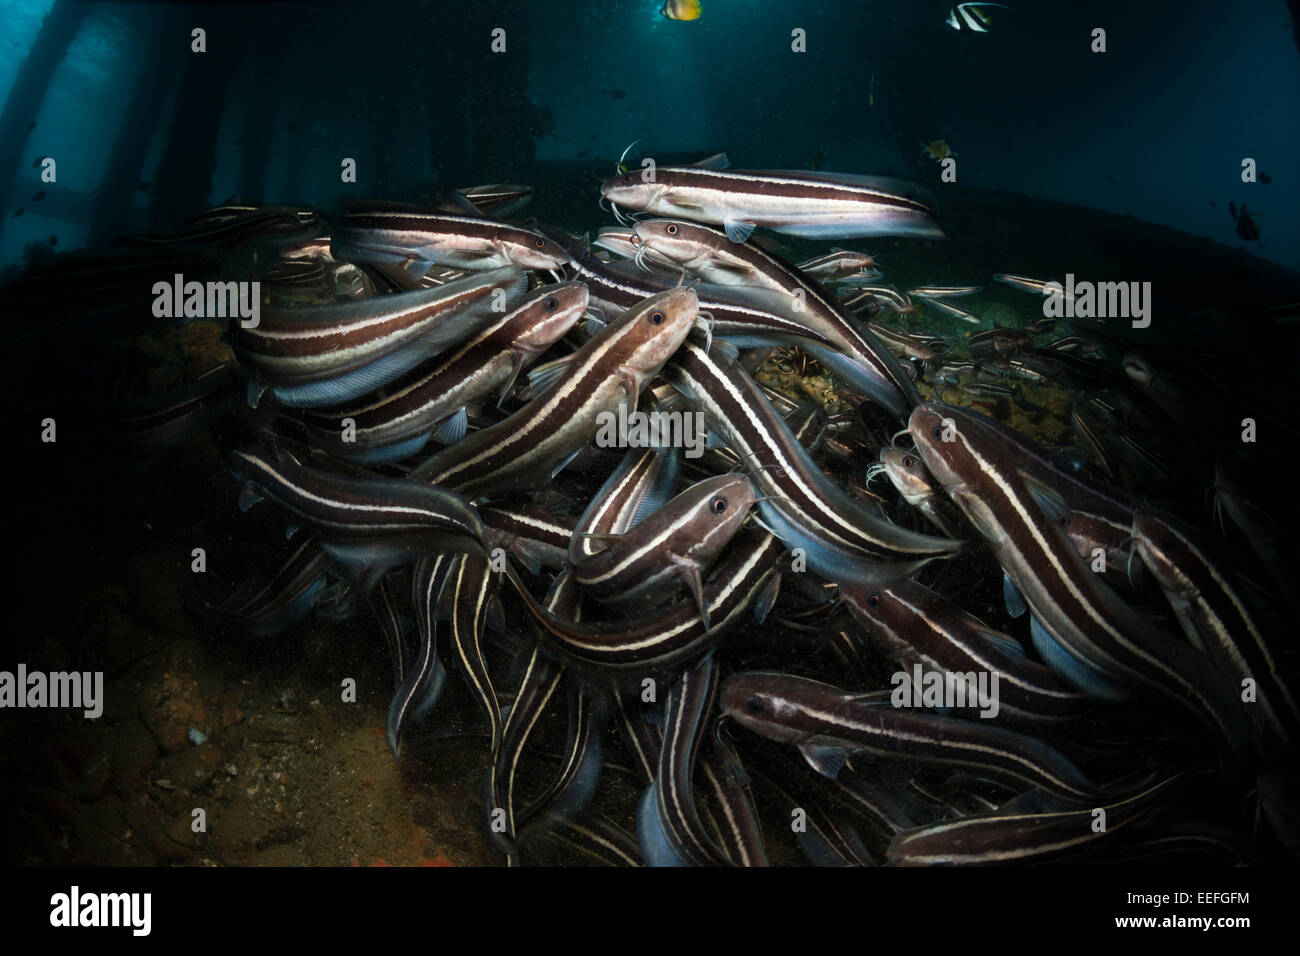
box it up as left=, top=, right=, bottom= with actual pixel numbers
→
left=867, top=593, right=880, bottom=608
left=745, top=696, right=765, bottom=714
left=649, top=310, right=665, bottom=325
left=545, top=297, right=558, bottom=311
left=622, top=174, right=632, bottom=184
left=710, top=496, right=728, bottom=514
left=534, top=237, right=546, bottom=248
left=902, top=456, right=914, bottom=468
left=931, top=425, right=944, bottom=439
left=666, top=223, right=678, bottom=235
left=1057, top=514, right=1069, bottom=527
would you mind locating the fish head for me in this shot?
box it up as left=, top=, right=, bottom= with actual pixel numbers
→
left=839, top=251, right=877, bottom=272
left=510, top=229, right=573, bottom=270
left=720, top=672, right=808, bottom=742
left=879, top=446, right=935, bottom=505
left=512, top=281, right=590, bottom=356
left=614, top=287, right=700, bottom=388
left=671, top=473, right=757, bottom=557
left=907, top=404, right=971, bottom=492
left=632, top=219, right=718, bottom=267
left=840, top=580, right=914, bottom=643
left=592, top=226, right=639, bottom=259
left=600, top=170, right=667, bottom=214
left=909, top=404, right=1017, bottom=548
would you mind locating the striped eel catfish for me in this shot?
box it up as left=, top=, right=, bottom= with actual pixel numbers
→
left=970, top=326, right=1033, bottom=362
left=448, top=553, right=506, bottom=757
left=592, top=226, right=676, bottom=272
left=907, top=284, right=983, bottom=299
left=490, top=648, right=564, bottom=865
left=1133, top=510, right=1300, bottom=757
left=233, top=266, right=527, bottom=408
left=563, top=244, right=916, bottom=414
left=632, top=219, right=921, bottom=417
left=368, top=573, right=410, bottom=689
left=487, top=575, right=576, bottom=865
left=386, top=555, right=453, bottom=759
left=638, top=654, right=736, bottom=866
left=340, top=195, right=485, bottom=219
left=227, top=444, right=486, bottom=591
left=490, top=584, right=604, bottom=865
left=122, top=203, right=321, bottom=249
left=504, top=528, right=784, bottom=671
left=697, top=730, right=770, bottom=867
left=863, top=322, right=936, bottom=362
left=887, top=772, right=1193, bottom=866
left=591, top=226, right=642, bottom=264
left=668, top=338, right=960, bottom=586
left=908, top=404, right=1250, bottom=766
left=278, top=235, right=336, bottom=261
left=720, top=672, right=1105, bottom=803
left=210, top=529, right=333, bottom=638
left=796, top=249, right=879, bottom=281
left=570, top=473, right=756, bottom=627
left=839, top=579, right=1088, bottom=727
left=824, top=771, right=929, bottom=841
left=932, top=402, right=1140, bottom=525
left=409, top=287, right=699, bottom=499
left=512, top=680, right=605, bottom=845
left=749, top=765, right=876, bottom=866
left=536, top=815, right=643, bottom=867
left=571, top=445, right=680, bottom=563
left=363, top=260, right=473, bottom=293
left=258, top=258, right=371, bottom=305
left=457, top=183, right=535, bottom=219
left=872, top=445, right=963, bottom=538
left=563, top=242, right=837, bottom=346
left=480, top=504, right=577, bottom=572
left=993, top=273, right=1076, bottom=303
left=1059, top=510, right=1142, bottom=586
left=297, top=282, right=589, bottom=463
left=1069, top=397, right=1119, bottom=481
left=611, top=683, right=663, bottom=786
left=601, top=160, right=945, bottom=241
left=683, top=400, right=828, bottom=478
left=331, top=209, right=571, bottom=272
left=840, top=284, right=907, bottom=312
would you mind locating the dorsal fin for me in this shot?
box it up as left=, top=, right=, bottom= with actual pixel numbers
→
left=690, top=152, right=731, bottom=170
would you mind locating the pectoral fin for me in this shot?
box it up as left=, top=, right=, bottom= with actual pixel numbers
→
left=723, top=219, right=757, bottom=244
left=797, top=736, right=853, bottom=780
left=673, top=559, right=709, bottom=629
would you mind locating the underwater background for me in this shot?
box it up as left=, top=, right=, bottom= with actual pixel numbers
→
left=1, top=0, right=1298, bottom=869
left=2, top=0, right=1298, bottom=269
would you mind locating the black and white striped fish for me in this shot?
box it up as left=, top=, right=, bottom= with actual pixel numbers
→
left=602, top=157, right=945, bottom=242
left=946, top=3, right=1011, bottom=33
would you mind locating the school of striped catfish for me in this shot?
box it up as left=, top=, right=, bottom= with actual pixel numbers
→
left=6, top=152, right=1295, bottom=866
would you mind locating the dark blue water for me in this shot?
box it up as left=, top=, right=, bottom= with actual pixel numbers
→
left=1, top=0, right=1297, bottom=269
